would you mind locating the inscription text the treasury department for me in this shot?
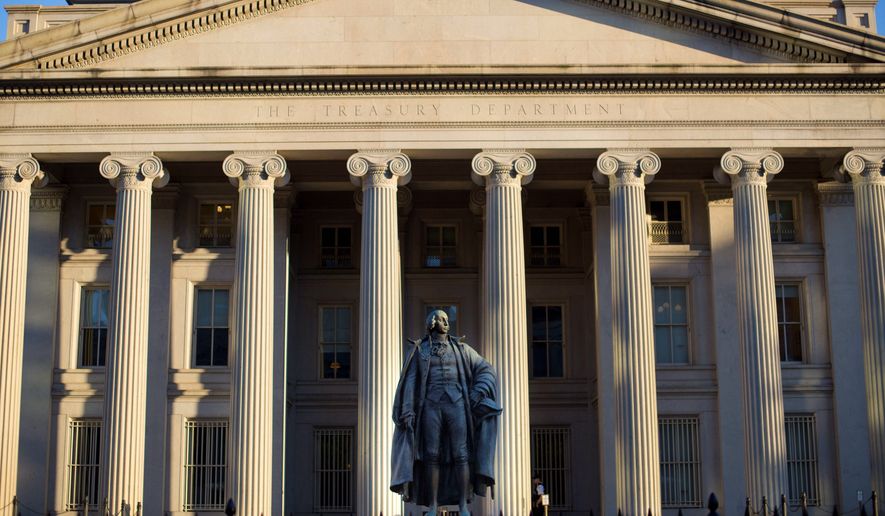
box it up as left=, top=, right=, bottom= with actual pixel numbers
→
left=254, top=101, right=627, bottom=119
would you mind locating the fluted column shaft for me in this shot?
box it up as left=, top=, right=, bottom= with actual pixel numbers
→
left=716, top=149, right=787, bottom=506
left=840, top=149, right=885, bottom=494
left=223, top=153, right=289, bottom=516
left=472, top=150, right=535, bottom=516
left=594, top=150, right=662, bottom=516
left=348, top=151, right=411, bottom=516
left=99, top=154, right=168, bottom=510
left=0, top=155, right=45, bottom=512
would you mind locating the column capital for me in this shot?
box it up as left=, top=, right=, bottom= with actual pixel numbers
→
left=223, top=151, right=289, bottom=189
left=100, top=153, right=169, bottom=191
left=593, top=149, right=660, bottom=187
left=714, top=148, right=783, bottom=186
left=0, top=154, right=47, bottom=192
left=471, top=149, right=535, bottom=187
left=836, top=148, right=885, bottom=185
left=347, top=150, right=411, bottom=188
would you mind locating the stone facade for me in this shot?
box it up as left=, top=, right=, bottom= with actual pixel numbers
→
left=0, top=0, right=884, bottom=515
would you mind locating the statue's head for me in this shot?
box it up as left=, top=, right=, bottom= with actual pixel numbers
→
left=425, top=310, right=450, bottom=335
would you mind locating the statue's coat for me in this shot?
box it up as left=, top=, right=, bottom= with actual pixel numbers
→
left=391, top=335, right=502, bottom=507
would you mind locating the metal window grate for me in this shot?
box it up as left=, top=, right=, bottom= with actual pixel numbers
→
left=314, top=428, right=353, bottom=512
left=659, top=416, right=702, bottom=508
left=648, top=200, right=686, bottom=244
left=86, top=203, right=115, bottom=249
left=198, top=203, right=233, bottom=247
left=66, top=419, right=101, bottom=510
left=785, top=414, right=819, bottom=506
left=530, top=427, right=571, bottom=508
left=182, top=420, right=227, bottom=511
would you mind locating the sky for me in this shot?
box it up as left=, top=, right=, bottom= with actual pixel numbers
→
left=0, top=0, right=884, bottom=45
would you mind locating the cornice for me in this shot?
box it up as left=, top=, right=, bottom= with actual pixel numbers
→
left=1, top=75, right=883, bottom=98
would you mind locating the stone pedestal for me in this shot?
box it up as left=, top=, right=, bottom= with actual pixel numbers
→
left=348, top=150, right=411, bottom=516
left=715, top=148, right=787, bottom=507
left=837, top=149, right=885, bottom=495
left=223, top=152, right=289, bottom=516
left=472, top=150, right=535, bottom=516
left=0, top=154, right=45, bottom=511
left=594, top=150, right=661, bottom=516
left=99, top=153, right=168, bottom=510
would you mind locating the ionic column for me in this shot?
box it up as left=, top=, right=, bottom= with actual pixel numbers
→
left=837, top=149, right=885, bottom=495
left=223, top=152, right=289, bottom=516
left=593, top=150, right=661, bottom=516
left=714, top=148, right=787, bottom=507
left=348, top=150, right=410, bottom=516
left=471, top=150, right=535, bottom=516
left=0, top=155, right=46, bottom=512
left=99, top=153, right=168, bottom=510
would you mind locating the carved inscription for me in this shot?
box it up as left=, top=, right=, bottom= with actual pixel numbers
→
left=253, top=100, right=628, bottom=121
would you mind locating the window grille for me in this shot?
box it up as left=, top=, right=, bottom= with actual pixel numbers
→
left=768, top=199, right=797, bottom=243
left=314, top=428, right=354, bottom=512
left=785, top=415, right=819, bottom=506
left=86, top=203, right=115, bottom=249
left=530, top=427, right=571, bottom=508
left=198, top=203, right=233, bottom=247
left=648, top=200, right=685, bottom=244
left=66, top=419, right=101, bottom=510
left=529, top=225, right=562, bottom=266
left=775, top=284, right=803, bottom=362
left=79, top=288, right=110, bottom=367
left=425, top=225, right=456, bottom=267
left=182, top=420, right=227, bottom=511
left=425, top=304, right=459, bottom=337
left=531, top=306, right=564, bottom=378
left=194, top=288, right=230, bottom=367
left=320, top=306, right=352, bottom=379
left=653, top=286, right=690, bottom=364
left=321, top=226, right=352, bottom=267
left=658, top=416, right=702, bottom=508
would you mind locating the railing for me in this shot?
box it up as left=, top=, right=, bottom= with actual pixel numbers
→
left=648, top=221, right=684, bottom=245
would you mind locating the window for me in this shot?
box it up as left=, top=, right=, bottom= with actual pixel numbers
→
left=183, top=420, right=227, bottom=511
left=775, top=284, right=803, bottom=362
left=424, top=225, right=456, bottom=267
left=86, top=203, right=115, bottom=249
left=424, top=304, right=459, bottom=337
left=15, top=20, right=30, bottom=35
left=314, top=428, right=353, bottom=512
left=193, top=288, right=229, bottom=367
left=653, top=286, right=689, bottom=364
left=658, top=416, right=702, bottom=508
left=785, top=414, right=819, bottom=506
left=198, top=203, right=233, bottom=247
left=530, top=427, right=571, bottom=509
left=531, top=305, right=564, bottom=378
left=321, top=227, right=352, bottom=268
left=79, top=288, right=109, bottom=367
left=320, top=306, right=351, bottom=379
left=66, top=419, right=101, bottom=510
left=648, top=199, right=685, bottom=244
left=769, top=199, right=797, bottom=243
left=529, top=225, right=562, bottom=266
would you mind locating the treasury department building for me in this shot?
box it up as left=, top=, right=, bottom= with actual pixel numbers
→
left=1, top=0, right=885, bottom=514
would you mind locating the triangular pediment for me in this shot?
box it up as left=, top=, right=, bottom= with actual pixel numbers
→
left=1, top=0, right=883, bottom=72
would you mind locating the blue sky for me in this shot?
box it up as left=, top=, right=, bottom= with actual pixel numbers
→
left=0, top=0, right=884, bottom=45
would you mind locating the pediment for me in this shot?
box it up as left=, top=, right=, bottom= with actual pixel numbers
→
left=1, top=0, right=884, bottom=72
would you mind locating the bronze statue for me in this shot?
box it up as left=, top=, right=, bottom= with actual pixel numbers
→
left=391, top=310, right=502, bottom=516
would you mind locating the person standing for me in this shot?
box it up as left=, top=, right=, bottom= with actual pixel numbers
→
left=532, top=474, right=546, bottom=516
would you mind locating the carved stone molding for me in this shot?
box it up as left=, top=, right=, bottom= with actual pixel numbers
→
left=347, top=150, right=411, bottom=189
left=703, top=182, right=734, bottom=206
left=471, top=150, right=536, bottom=188
left=816, top=182, right=855, bottom=206
left=714, top=148, right=784, bottom=186
left=29, top=186, right=67, bottom=211
left=469, top=187, right=486, bottom=216
left=593, top=149, right=661, bottom=187
left=836, top=148, right=885, bottom=185
left=585, top=183, right=611, bottom=207
left=222, top=151, right=289, bottom=190
left=0, top=154, right=47, bottom=192
left=100, top=153, right=169, bottom=191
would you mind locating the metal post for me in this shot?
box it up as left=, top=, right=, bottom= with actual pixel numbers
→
left=136, top=502, right=141, bottom=516
left=872, top=491, right=878, bottom=516
left=801, top=493, right=809, bottom=516
left=12, top=496, right=18, bottom=516
left=84, top=496, right=90, bottom=516
left=763, top=496, right=770, bottom=516
left=781, top=494, right=788, bottom=516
